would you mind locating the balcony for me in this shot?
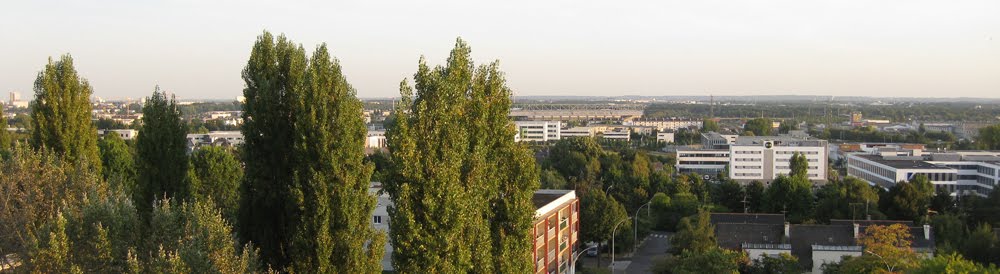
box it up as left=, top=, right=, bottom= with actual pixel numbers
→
left=535, top=235, right=545, bottom=248
left=548, top=227, right=556, bottom=239
left=548, top=249, right=556, bottom=262
left=559, top=218, right=568, bottom=230
left=536, top=258, right=544, bottom=272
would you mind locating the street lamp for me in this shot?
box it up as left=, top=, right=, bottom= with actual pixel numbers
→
left=633, top=199, right=653, bottom=253
left=570, top=245, right=598, bottom=274
left=610, top=216, right=631, bottom=268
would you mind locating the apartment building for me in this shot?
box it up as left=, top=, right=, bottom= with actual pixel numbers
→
left=846, top=149, right=1000, bottom=196
left=532, top=190, right=580, bottom=274
left=373, top=188, right=580, bottom=273
left=515, top=121, right=562, bottom=142
left=366, top=130, right=387, bottom=149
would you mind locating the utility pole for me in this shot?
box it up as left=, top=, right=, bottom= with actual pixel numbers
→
left=741, top=193, right=750, bottom=214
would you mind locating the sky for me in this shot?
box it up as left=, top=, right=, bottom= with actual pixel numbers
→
left=1, top=0, right=998, bottom=100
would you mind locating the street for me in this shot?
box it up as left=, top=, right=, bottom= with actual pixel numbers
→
left=624, top=231, right=671, bottom=274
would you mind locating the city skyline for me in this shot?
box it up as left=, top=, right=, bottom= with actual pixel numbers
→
left=1, top=0, right=998, bottom=100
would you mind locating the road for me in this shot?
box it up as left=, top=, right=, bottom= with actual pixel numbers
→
left=624, top=231, right=671, bottom=274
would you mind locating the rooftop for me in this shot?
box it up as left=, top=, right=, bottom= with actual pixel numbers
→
left=852, top=154, right=952, bottom=170
left=533, top=189, right=576, bottom=218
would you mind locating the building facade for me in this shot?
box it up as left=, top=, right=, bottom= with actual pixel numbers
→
left=532, top=190, right=580, bottom=274
left=728, top=137, right=828, bottom=182
left=847, top=150, right=1000, bottom=196
left=515, top=121, right=562, bottom=142
left=676, top=134, right=828, bottom=182
left=372, top=188, right=580, bottom=273
left=622, top=119, right=702, bottom=131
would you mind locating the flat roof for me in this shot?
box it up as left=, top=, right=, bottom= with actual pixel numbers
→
left=533, top=190, right=576, bottom=218
left=852, top=154, right=951, bottom=170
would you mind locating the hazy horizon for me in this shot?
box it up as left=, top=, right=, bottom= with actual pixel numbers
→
left=2, top=0, right=998, bottom=100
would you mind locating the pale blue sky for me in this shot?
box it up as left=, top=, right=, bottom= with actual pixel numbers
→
left=1, top=0, right=998, bottom=99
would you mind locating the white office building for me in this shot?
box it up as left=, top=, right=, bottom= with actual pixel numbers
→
left=656, top=132, right=675, bottom=143
left=728, top=137, right=828, bottom=182
left=515, top=121, right=562, bottom=142
left=676, top=134, right=828, bottom=182
left=623, top=119, right=702, bottom=131
left=97, top=129, right=138, bottom=140
left=186, top=131, right=244, bottom=151
left=847, top=150, right=1000, bottom=196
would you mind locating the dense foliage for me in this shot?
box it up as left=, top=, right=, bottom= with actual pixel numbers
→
left=385, top=38, right=540, bottom=273
left=30, top=54, right=102, bottom=173
left=136, top=88, right=190, bottom=214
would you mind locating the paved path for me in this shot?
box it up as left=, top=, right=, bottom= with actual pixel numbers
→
left=624, top=231, right=671, bottom=274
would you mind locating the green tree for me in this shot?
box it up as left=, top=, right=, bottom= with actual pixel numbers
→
left=930, top=188, right=956, bottom=213
left=656, top=246, right=745, bottom=274
left=385, top=38, right=540, bottom=273
left=910, top=253, right=1000, bottom=274
left=814, top=177, right=880, bottom=222
left=98, top=133, right=136, bottom=194
left=883, top=175, right=934, bottom=222
left=746, top=253, right=802, bottom=274
left=930, top=213, right=966, bottom=255
left=764, top=175, right=814, bottom=223
left=702, top=119, right=720, bottom=132
left=540, top=168, right=569, bottom=189
left=136, top=87, right=189, bottom=214
left=976, top=124, right=1000, bottom=150
left=579, top=189, right=627, bottom=266
left=962, top=223, right=999, bottom=266
left=187, top=146, right=241, bottom=223
left=670, top=210, right=716, bottom=255
left=0, top=145, right=104, bottom=261
left=743, top=118, right=773, bottom=136
left=284, top=44, right=384, bottom=273
left=238, top=31, right=308, bottom=269
left=745, top=181, right=766, bottom=213
left=25, top=193, right=261, bottom=273
left=0, top=107, right=10, bottom=155
left=789, top=152, right=808, bottom=178
left=711, top=179, right=744, bottom=212
left=548, top=137, right=603, bottom=183
left=30, top=54, right=101, bottom=173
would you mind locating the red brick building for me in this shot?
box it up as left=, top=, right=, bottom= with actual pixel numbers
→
left=532, top=190, right=580, bottom=274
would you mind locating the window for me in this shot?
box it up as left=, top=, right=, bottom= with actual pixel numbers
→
left=373, top=215, right=382, bottom=224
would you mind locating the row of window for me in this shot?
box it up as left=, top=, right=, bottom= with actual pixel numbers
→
left=734, top=165, right=761, bottom=169
left=734, top=150, right=762, bottom=154
left=775, top=151, right=821, bottom=155
left=734, top=173, right=762, bottom=177
left=735, top=158, right=762, bottom=162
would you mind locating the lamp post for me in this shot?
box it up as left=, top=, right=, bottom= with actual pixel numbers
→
left=633, top=199, right=653, bottom=253
left=610, top=216, right=631, bottom=268
left=570, top=245, right=598, bottom=274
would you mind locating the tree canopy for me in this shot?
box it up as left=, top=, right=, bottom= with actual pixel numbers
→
left=30, top=54, right=101, bottom=173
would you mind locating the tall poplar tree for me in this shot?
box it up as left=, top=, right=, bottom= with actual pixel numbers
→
left=136, top=87, right=189, bottom=213
left=237, top=31, right=307, bottom=269
left=286, top=44, right=384, bottom=272
left=386, top=38, right=539, bottom=273
left=30, top=54, right=101, bottom=172
left=0, top=107, right=10, bottom=154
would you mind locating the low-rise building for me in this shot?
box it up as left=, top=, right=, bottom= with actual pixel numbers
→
left=711, top=213, right=934, bottom=273
left=366, top=130, right=387, bottom=149
left=622, top=119, right=702, bottom=131
left=656, top=132, right=675, bottom=143
left=676, top=134, right=828, bottom=182
left=561, top=127, right=598, bottom=138
left=186, top=131, right=244, bottom=151
left=846, top=149, right=1000, bottom=196
left=515, top=121, right=562, bottom=142
left=97, top=129, right=138, bottom=140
